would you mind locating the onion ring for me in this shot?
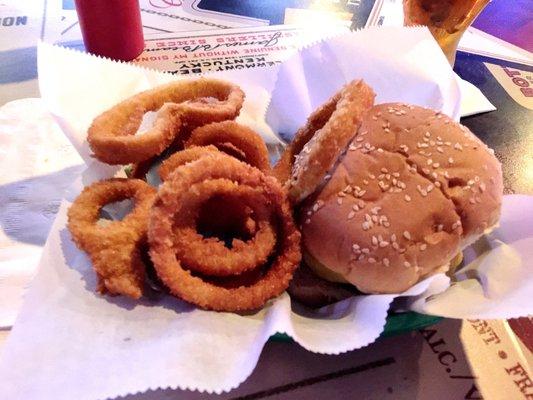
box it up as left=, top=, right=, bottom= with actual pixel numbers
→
left=286, top=80, right=375, bottom=203
left=272, top=90, right=342, bottom=184
left=148, top=154, right=301, bottom=311
left=171, top=179, right=277, bottom=276
left=67, top=178, right=156, bottom=299
left=158, top=145, right=220, bottom=181
left=88, top=78, right=245, bottom=165
left=185, top=121, right=271, bottom=172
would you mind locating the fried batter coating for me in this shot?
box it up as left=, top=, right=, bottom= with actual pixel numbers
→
left=148, top=154, right=301, bottom=311
left=88, top=79, right=244, bottom=165
left=67, top=178, right=156, bottom=299
left=185, top=121, right=271, bottom=172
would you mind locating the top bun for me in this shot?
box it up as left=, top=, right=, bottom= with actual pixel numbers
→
left=300, top=103, right=503, bottom=293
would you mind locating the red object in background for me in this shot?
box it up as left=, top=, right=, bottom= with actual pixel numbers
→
left=74, top=0, right=144, bottom=61
left=509, top=317, right=533, bottom=353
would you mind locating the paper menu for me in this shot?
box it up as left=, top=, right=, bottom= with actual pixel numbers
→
left=42, top=0, right=269, bottom=45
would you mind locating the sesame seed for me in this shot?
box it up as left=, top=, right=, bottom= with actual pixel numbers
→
left=393, top=172, right=400, bottom=178
left=362, top=248, right=370, bottom=254
left=435, top=181, right=441, bottom=188
left=383, top=258, right=390, bottom=267
left=356, top=136, right=364, bottom=142
left=454, top=143, right=463, bottom=151
left=372, top=116, right=378, bottom=120
left=372, top=236, right=378, bottom=246
left=479, top=183, right=486, bottom=192
left=348, top=211, right=356, bottom=220
left=474, top=175, right=480, bottom=182
left=427, top=159, right=433, bottom=165
left=383, top=221, right=391, bottom=227
left=427, top=184, right=434, bottom=192
left=467, top=179, right=475, bottom=186
left=365, top=214, right=372, bottom=222
left=358, top=254, right=365, bottom=261
left=371, top=215, right=378, bottom=223
left=358, top=200, right=365, bottom=208
left=437, top=224, right=443, bottom=232
left=368, top=257, right=376, bottom=263
left=368, top=173, right=375, bottom=179
left=433, top=163, right=440, bottom=168
left=437, top=147, right=444, bottom=153
left=371, top=206, right=381, bottom=215
left=352, top=243, right=360, bottom=251
left=420, top=243, right=427, bottom=251
left=391, top=234, right=397, bottom=242
left=379, top=241, right=389, bottom=248
left=337, top=198, right=343, bottom=205
left=305, top=219, right=311, bottom=224
left=404, top=261, right=411, bottom=268
left=377, top=148, right=384, bottom=153
left=363, top=179, right=369, bottom=185
left=425, top=132, right=431, bottom=138
left=404, top=194, right=411, bottom=202
left=362, top=222, right=370, bottom=230
left=381, top=167, right=388, bottom=173
left=392, top=242, right=400, bottom=250
left=324, top=174, right=331, bottom=180
left=403, top=231, right=412, bottom=240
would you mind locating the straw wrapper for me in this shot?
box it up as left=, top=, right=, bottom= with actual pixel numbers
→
left=0, top=27, right=531, bottom=400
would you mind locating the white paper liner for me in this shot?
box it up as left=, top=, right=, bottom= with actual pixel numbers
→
left=0, top=27, right=531, bottom=399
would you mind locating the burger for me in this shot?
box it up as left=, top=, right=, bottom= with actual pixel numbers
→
left=276, top=81, right=503, bottom=307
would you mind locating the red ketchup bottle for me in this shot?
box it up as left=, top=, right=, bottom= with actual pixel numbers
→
left=74, top=0, right=144, bottom=61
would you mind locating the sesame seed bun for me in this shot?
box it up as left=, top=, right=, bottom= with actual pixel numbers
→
left=299, top=103, right=503, bottom=294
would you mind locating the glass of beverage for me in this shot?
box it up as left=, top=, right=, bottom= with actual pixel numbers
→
left=403, top=0, right=491, bottom=65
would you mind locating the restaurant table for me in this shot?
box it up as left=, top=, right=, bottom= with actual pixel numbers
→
left=0, top=1, right=531, bottom=399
